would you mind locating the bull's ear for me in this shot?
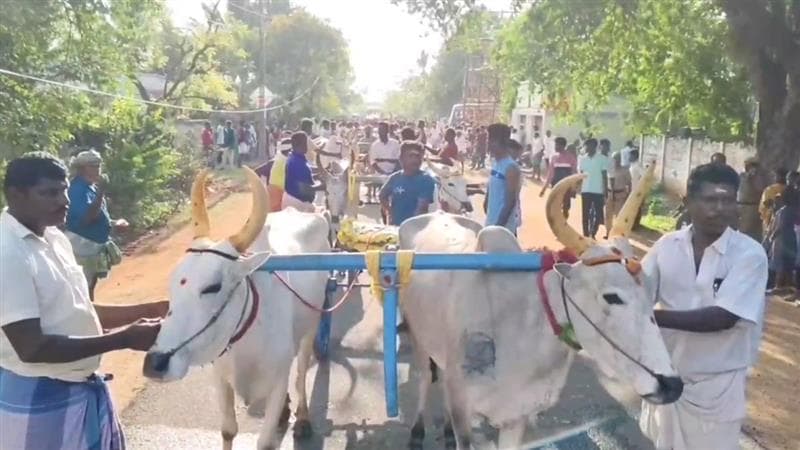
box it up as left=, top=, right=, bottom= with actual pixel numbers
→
left=553, top=263, right=573, bottom=279
left=235, top=252, right=271, bottom=278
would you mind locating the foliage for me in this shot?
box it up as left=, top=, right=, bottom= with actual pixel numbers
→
left=76, top=101, right=199, bottom=234
left=494, top=0, right=753, bottom=141
left=397, top=0, right=800, bottom=170
left=381, top=9, right=500, bottom=119
left=262, top=10, right=356, bottom=121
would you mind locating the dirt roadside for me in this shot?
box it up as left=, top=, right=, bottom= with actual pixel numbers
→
left=99, top=170, right=797, bottom=449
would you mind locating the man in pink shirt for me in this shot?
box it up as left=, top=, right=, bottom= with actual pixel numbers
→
left=539, top=137, right=577, bottom=217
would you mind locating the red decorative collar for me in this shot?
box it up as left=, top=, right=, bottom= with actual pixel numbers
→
left=535, top=248, right=578, bottom=339
left=226, top=277, right=259, bottom=349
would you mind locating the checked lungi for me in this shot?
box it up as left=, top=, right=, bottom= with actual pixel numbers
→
left=0, top=367, right=125, bottom=450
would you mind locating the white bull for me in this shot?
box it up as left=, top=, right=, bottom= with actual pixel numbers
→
left=142, top=168, right=329, bottom=450
left=398, top=168, right=682, bottom=449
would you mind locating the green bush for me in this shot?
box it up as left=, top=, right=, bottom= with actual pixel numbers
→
left=76, top=101, right=200, bottom=237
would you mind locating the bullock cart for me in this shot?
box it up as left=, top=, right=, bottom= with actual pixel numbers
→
left=257, top=250, right=543, bottom=418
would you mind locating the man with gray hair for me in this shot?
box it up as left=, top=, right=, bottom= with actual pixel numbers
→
left=66, top=150, right=128, bottom=301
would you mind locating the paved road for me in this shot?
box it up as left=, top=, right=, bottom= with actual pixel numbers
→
left=119, top=183, right=766, bottom=449
left=123, top=275, right=655, bottom=450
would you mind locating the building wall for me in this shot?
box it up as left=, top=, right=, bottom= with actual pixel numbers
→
left=643, top=136, right=757, bottom=195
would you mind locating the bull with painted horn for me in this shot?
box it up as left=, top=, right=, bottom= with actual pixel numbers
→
left=142, top=167, right=331, bottom=450
left=396, top=163, right=681, bottom=450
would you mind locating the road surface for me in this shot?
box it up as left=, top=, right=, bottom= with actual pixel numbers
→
left=100, top=172, right=766, bottom=449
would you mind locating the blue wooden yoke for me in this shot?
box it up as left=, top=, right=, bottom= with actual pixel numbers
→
left=257, top=252, right=543, bottom=418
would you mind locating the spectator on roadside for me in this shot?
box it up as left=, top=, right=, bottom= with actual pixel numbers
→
left=620, top=140, right=635, bottom=167
left=737, top=157, right=766, bottom=242
left=764, top=186, right=798, bottom=296
left=540, top=137, right=577, bottom=217
left=201, top=121, right=215, bottom=168
left=629, top=149, right=646, bottom=228
left=472, top=126, right=488, bottom=169
left=429, top=128, right=460, bottom=167
left=760, top=168, right=788, bottom=230
left=417, top=120, right=427, bottom=146
left=65, top=150, right=128, bottom=301
left=543, top=129, right=556, bottom=173
left=578, top=138, right=608, bottom=239
left=237, top=120, right=250, bottom=164
left=605, top=152, right=632, bottom=239
left=222, top=120, right=237, bottom=169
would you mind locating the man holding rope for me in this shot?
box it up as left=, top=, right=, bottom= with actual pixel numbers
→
left=1, top=152, right=168, bottom=450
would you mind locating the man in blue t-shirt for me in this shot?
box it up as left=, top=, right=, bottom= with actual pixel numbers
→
left=283, top=131, right=323, bottom=211
left=379, top=141, right=436, bottom=226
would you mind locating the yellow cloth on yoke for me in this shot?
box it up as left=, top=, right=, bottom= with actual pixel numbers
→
left=364, top=250, right=414, bottom=307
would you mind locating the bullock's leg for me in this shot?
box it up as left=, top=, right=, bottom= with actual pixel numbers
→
left=257, top=370, right=292, bottom=450
left=497, top=418, right=527, bottom=450
left=442, top=372, right=472, bottom=450
left=293, top=331, right=315, bottom=440
left=408, top=335, right=433, bottom=450
left=216, top=377, right=238, bottom=450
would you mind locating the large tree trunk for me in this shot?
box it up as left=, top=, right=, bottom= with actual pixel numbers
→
left=720, top=0, right=800, bottom=171
left=758, top=73, right=800, bottom=171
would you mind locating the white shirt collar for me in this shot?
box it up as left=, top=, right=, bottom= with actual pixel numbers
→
left=1, top=208, right=37, bottom=240
left=671, top=224, right=734, bottom=256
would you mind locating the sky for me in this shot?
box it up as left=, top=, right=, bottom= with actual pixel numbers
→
left=167, top=0, right=444, bottom=102
left=167, top=0, right=512, bottom=102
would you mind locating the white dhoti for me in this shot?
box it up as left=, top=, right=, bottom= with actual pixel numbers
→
left=281, top=192, right=316, bottom=212
left=640, top=370, right=746, bottom=450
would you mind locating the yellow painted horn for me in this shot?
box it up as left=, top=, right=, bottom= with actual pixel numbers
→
left=191, top=169, right=211, bottom=239
left=609, top=163, right=657, bottom=238
left=229, top=167, right=270, bottom=253
left=546, top=174, right=595, bottom=255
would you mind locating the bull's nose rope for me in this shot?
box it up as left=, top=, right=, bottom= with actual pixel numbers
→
left=365, top=250, right=414, bottom=306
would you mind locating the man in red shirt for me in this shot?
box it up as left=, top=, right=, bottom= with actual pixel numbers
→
left=428, top=128, right=460, bottom=166
left=200, top=121, right=216, bottom=168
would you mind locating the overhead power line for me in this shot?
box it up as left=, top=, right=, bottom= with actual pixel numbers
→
left=0, top=68, right=319, bottom=114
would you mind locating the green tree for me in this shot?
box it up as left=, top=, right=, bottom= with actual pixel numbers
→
left=397, top=0, right=800, bottom=170
left=262, top=10, right=356, bottom=120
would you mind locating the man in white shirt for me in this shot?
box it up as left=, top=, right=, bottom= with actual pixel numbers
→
left=0, top=152, right=168, bottom=449
left=544, top=129, right=556, bottom=172
left=578, top=138, right=608, bottom=238
left=620, top=140, right=635, bottom=168
left=369, top=121, right=401, bottom=175
left=641, top=162, right=767, bottom=450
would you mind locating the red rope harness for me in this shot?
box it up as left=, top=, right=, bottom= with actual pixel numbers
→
left=534, top=249, right=579, bottom=337
left=272, top=271, right=360, bottom=313
left=224, top=277, right=260, bottom=350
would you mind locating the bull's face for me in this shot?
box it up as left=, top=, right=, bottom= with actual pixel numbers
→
left=545, top=167, right=681, bottom=405
left=550, top=241, right=681, bottom=404
left=143, top=168, right=270, bottom=381
left=323, top=172, right=349, bottom=220
left=427, top=163, right=472, bottom=214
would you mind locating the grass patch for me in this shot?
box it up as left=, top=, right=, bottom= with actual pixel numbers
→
left=640, top=184, right=681, bottom=233
left=641, top=214, right=676, bottom=233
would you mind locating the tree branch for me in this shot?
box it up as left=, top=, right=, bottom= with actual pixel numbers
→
left=130, top=75, right=151, bottom=101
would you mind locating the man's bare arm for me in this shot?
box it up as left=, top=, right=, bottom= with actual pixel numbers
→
left=94, top=301, right=168, bottom=330
left=654, top=307, right=739, bottom=332
left=497, top=166, right=521, bottom=226
left=2, top=319, right=160, bottom=363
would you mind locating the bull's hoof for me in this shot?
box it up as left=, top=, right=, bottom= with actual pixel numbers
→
left=293, top=419, right=313, bottom=440
left=278, top=399, right=291, bottom=428
left=246, top=398, right=266, bottom=418
left=443, top=423, right=456, bottom=450
left=408, top=420, right=425, bottom=449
